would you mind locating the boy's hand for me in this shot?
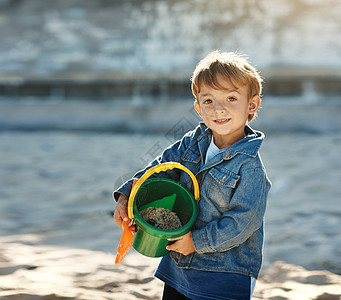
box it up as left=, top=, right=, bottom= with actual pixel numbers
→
left=166, top=232, right=195, bottom=256
left=114, top=194, right=129, bottom=229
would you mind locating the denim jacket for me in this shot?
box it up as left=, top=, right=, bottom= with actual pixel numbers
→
left=114, top=123, right=271, bottom=279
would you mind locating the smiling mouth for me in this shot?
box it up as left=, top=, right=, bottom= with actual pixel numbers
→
left=214, top=118, right=230, bottom=124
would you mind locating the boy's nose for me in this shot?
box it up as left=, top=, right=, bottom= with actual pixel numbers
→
left=214, top=103, right=226, bottom=113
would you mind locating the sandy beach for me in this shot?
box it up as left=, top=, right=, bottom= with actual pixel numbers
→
left=1, top=100, right=341, bottom=299
left=1, top=235, right=340, bottom=300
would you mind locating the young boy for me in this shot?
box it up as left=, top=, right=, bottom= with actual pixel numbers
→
left=114, top=50, right=271, bottom=299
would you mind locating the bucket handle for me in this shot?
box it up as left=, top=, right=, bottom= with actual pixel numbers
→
left=128, top=162, right=199, bottom=219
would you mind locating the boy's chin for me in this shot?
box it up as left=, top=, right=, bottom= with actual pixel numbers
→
left=211, top=128, right=231, bottom=136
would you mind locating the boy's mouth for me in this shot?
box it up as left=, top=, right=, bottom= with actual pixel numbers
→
left=213, top=118, right=231, bottom=125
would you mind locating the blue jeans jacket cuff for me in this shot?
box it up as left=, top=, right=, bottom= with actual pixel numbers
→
left=113, top=179, right=134, bottom=202
left=192, top=228, right=214, bottom=254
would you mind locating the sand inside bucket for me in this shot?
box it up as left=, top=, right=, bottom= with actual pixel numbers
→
left=139, top=207, right=182, bottom=230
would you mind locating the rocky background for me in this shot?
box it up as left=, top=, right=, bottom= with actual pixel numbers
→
left=0, top=0, right=340, bottom=102
left=0, top=0, right=340, bottom=73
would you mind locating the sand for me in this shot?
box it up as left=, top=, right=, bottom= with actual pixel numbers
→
left=1, top=100, right=341, bottom=299
left=139, top=207, right=182, bottom=230
left=0, top=235, right=163, bottom=300
left=1, top=235, right=340, bottom=300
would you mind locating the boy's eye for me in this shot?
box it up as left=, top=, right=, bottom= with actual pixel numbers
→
left=203, top=99, right=213, bottom=104
left=227, top=97, right=237, bottom=102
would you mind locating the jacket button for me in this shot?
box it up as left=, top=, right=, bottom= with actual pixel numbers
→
left=225, top=150, right=230, bottom=158
left=185, top=153, right=189, bottom=159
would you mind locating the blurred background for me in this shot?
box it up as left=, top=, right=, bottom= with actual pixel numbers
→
left=0, top=0, right=340, bottom=281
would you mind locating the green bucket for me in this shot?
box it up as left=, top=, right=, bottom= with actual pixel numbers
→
left=127, top=163, right=199, bottom=258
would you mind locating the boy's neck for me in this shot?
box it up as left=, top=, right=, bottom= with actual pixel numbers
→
left=212, top=128, right=246, bottom=149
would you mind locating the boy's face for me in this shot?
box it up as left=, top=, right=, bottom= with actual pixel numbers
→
left=194, top=75, right=260, bottom=148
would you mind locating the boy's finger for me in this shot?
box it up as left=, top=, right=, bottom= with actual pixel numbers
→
left=166, top=243, right=176, bottom=251
left=122, top=213, right=129, bottom=222
left=129, top=225, right=136, bottom=233
left=167, top=237, right=181, bottom=241
left=120, top=210, right=129, bottom=222
left=114, top=215, right=124, bottom=229
left=114, top=210, right=127, bottom=229
left=117, top=203, right=129, bottom=221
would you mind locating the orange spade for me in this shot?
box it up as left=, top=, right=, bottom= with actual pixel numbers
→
left=115, top=178, right=138, bottom=264
left=115, top=218, right=134, bottom=264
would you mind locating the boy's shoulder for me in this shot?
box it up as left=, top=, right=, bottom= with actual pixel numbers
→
left=183, top=122, right=207, bottom=137
left=231, top=126, right=265, bottom=159
left=180, top=122, right=208, bottom=146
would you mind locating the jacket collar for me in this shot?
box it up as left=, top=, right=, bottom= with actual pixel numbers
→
left=197, top=122, right=264, bottom=160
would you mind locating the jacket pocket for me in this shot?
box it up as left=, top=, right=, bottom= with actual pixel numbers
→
left=207, top=168, right=240, bottom=208
left=208, top=168, right=240, bottom=188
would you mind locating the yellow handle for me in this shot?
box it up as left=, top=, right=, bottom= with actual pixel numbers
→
left=128, top=162, right=199, bottom=219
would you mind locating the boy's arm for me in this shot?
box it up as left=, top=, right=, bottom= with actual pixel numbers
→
left=113, top=130, right=194, bottom=202
left=191, top=167, right=271, bottom=254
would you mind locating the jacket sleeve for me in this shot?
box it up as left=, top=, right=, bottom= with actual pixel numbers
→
left=191, top=166, right=271, bottom=254
left=113, top=130, right=194, bottom=201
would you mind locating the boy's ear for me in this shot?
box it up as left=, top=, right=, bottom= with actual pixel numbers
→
left=194, top=101, right=202, bottom=116
left=249, top=96, right=261, bottom=113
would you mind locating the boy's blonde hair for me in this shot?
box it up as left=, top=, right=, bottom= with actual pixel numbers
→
left=191, top=50, right=263, bottom=122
